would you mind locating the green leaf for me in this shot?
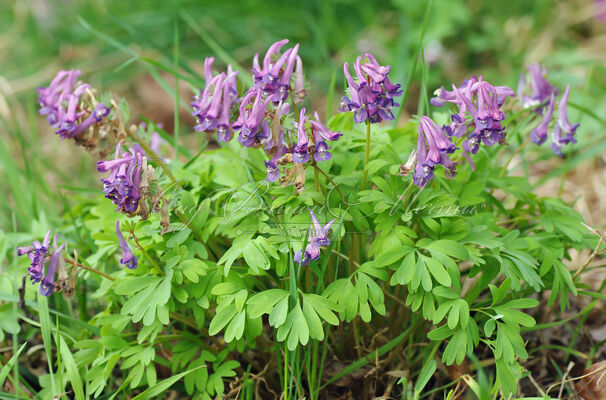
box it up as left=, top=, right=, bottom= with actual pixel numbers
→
left=208, top=304, right=237, bottom=335
left=247, top=289, right=290, bottom=319
left=58, top=335, right=85, bottom=400
left=303, top=294, right=339, bottom=325
left=414, top=360, right=436, bottom=394
left=242, top=241, right=270, bottom=272
left=422, top=255, right=451, bottom=287
left=424, top=240, right=469, bottom=260
left=131, top=365, right=206, bottom=399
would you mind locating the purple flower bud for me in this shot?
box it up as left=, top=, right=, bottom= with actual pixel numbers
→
left=116, top=221, right=138, bottom=269
left=294, top=55, right=306, bottom=104
left=204, top=57, right=215, bottom=83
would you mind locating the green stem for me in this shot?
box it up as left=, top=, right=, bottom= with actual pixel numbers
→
left=361, top=122, right=371, bottom=189
left=131, top=232, right=164, bottom=275
left=499, top=137, right=531, bottom=178
left=125, top=126, right=178, bottom=185
left=64, top=258, right=115, bottom=281
left=312, top=163, right=345, bottom=202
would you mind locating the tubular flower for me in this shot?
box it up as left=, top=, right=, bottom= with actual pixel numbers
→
left=252, top=40, right=302, bottom=101
left=39, top=243, right=66, bottom=297
left=293, top=108, right=310, bottom=164
left=530, top=93, right=556, bottom=145
left=517, top=63, right=557, bottom=112
left=294, top=209, right=336, bottom=266
left=191, top=58, right=240, bottom=141
left=413, top=116, right=457, bottom=187
left=339, top=53, right=402, bottom=124
left=37, top=69, right=110, bottom=140
left=551, top=85, right=580, bottom=156
left=18, top=230, right=52, bottom=283
left=18, top=231, right=68, bottom=296
left=432, top=76, right=513, bottom=155
left=97, top=143, right=145, bottom=215
left=115, top=221, right=138, bottom=269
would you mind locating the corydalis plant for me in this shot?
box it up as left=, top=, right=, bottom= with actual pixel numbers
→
left=339, top=53, right=402, bottom=124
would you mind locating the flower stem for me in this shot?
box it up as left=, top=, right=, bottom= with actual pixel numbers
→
left=131, top=231, right=164, bottom=275
left=64, top=258, right=115, bottom=281
left=312, top=163, right=345, bottom=203
left=361, top=122, right=371, bottom=189
left=125, top=126, right=179, bottom=185
left=499, top=137, right=531, bottom=178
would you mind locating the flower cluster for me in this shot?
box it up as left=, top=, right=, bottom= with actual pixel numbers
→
left=97, top=142, right=172, bottom=231
left=431, top=76, right=514, bottom=154
left=518, top=65, right=580, bottom=156
left=410, top=116, right=457, bottom=187
left=37, top=69, right=111, bottom=149
left=294, top=210, right=336, bottom=266
left=339, top=53, right=403, bottom=124
left=191, top=57, right=239, bottom=142
left=188, top=39, right=338, bottom=193
left=18, top=231, right=68, bottom=296
left=252, top=39, right=304, bottom=103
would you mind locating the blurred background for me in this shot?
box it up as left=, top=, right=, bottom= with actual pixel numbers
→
left=0, top=0, right=605, bottom=239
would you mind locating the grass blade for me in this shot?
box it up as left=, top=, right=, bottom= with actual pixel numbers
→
left=131, top=365, right=205, bottom=399
left=0, top=342, right=27, bottom=387
left=180, top=10, right=253, bottom=86
left=393, top=0, right=433, bottom=126
left=37, top=293, right=56, bottom=395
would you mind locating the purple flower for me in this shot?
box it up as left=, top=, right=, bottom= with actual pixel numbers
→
left=309, top=210, right=335, bottom=246
left=39, top=243, right=66, bottom=297
left=192, top=60, right=240, bottom=141
left=293, top=108, right=310, bottom=164
left=448, top=79, right=511, bottom=153
left=18, top=231, right=52, bottom=283
left=18, top=231, right=67, bottom=296
left=518, top=63, right=557, bottom=111
left=413, top=116, right=457, bottom=187
left=310, top=112, right=342, bottom=141
left=294, top=209, right=336, bottom=265
left=38, top=70, right=109, bottom=139
left=530, top=92, right=556, bottom=145
left=116, top=221, right=138, bottom=269
left=551, top=85, right=579, bottom=156
left=339, top=53, right=402, bottom=124
left=234, top=87, right=276, bottom=148
left=252, top=40, right=301, bottom=99
left=97, top=143, right=144, bottom=214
